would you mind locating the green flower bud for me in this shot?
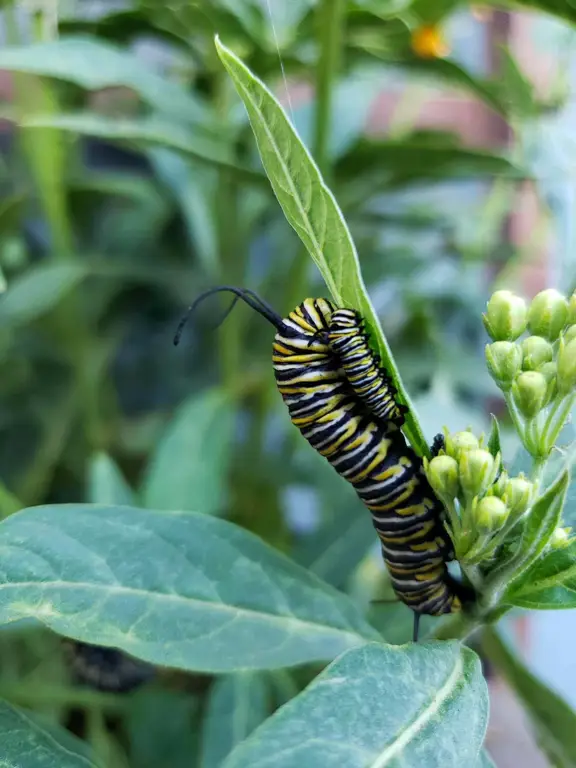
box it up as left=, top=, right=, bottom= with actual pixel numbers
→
left=483, top=290, right=527, bottom=341
left=550, top=526, right=572, bottom=550
left=459, top=448, right=497, bottom=500
left=538, top=361, right=558, bottom=405
left=485, top=342, right=522, bottom=390
left=492, top=470, right=509, bottom=497
left=521, top=335, right=553, bottom=371
left=556, top=337, right=576, bottom=395
left=427, top=455, right=459, bottom=501
left=505, top=476, right=533, bottom=517
left=527, top=289, right=568, bottom=340
left=474, top=496, right=509, bottom=533
left=568, top=293, right=576, bottom=325
left=564, top=324, right=576, bottom=344
left=512, top=371, right=548, bottom=418
left=445, top=430, right=480, bottom=461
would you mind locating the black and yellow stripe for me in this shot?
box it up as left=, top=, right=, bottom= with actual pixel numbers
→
left=175, top=287, right=472, bottom=640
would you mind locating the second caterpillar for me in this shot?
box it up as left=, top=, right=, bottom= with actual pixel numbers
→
left=175, top=286, right=473, bottom=641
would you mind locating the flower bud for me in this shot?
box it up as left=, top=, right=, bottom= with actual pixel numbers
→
left=474, top=496, right=509, bottom=533
left=505, top=476, right=533, bottom=517
left=564, top=324, right=576, bottom=344
left=483, top=290, right=527, bottom=341
left=512, top=371, right=548, bottom=419
left=521, top=336, right=553, bottom=371
left=485, top=342, right=522, bottom=389
left=550, top=526, right=572, bottom=550
left=445, top=430, right=479, bottom=461
left=527, top=289, right=568, bottom=340
left=459, top=448, right=497, bottom=500
left=492, top=470, right=509, bottom=497
left=427, top=455, right=459, bottom=501
left=568, top=292, right=576, bottom=325
left=556, top=337, right=576, bottom=395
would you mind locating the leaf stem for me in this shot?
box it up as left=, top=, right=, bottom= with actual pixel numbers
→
left=0, top=683, right=128, bottom=713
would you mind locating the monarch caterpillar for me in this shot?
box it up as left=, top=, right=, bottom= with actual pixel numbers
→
left=175, top=286, right=473, bottom=641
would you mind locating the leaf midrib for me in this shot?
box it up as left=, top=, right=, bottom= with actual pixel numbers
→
left=0, top=579, right=370, bottom=642
left=369, top=654, right=464, bottom=767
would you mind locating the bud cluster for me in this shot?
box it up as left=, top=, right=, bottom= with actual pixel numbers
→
left=484, top=289, right=576, bottom=457
left=425, top=429, right=535, bottom=563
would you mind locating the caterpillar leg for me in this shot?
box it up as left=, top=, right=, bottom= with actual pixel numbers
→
left=412, top=613, right=421, bottom=643
left=430, top=433, right=445, bottom=458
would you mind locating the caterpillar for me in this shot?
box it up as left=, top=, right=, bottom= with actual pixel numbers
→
left=174, top=286, right=473, bottom=641
left=63, top=640, right=155, bottom=693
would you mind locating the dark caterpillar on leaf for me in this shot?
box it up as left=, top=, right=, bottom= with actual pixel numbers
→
left=175, top=286, right=474, bottom=641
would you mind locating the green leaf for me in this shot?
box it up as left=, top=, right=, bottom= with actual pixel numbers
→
left=0, top=504, right=379, bottom=671
left=0, top=698, right=99, bottom=767
left=0, top=262, right=87, bottom=327
left=142, top=389, right=235, bottom=514
left=223, top=642, right=488, bottom=768
left=214, top=35, right=428, bottom=457
left=490, top=48, right=539, bottom=119
left=337, top=136, right=520, bottom=190
left=505, top=539, right=576, bottom=609
left=487, top=415, right=501, bottom=459
left=0, top=36, right=205, bottom=124
left=476, top=751, right=497, bottom=768
left=201, top=673, right=269, bottom=768
left=20, top=113, right=262, bottom=182
left=126, top=690, right=200, bottom=768
left=505, top=470, right=570, bottom=588
left=88, top=452, right=136, bottom=507
left=482, top=626, right=576, bottom=767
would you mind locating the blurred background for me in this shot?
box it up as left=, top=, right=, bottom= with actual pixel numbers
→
left=0, top=0, right=575, bottom=766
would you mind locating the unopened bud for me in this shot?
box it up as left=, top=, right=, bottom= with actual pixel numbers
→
left=492, top=470, right=509, bottom=497
left=528, top=289, right=568, bottom=341
left=521, top=336, right=553, bottom=371
left=427, top=455, right=459, bottom=501
left=550, top=526, right=572, bottom=550
left=483, top=290, right=527, bottom=341
left=568, top=293, right=576, bottom=325
left=445, top=430, right=480, bottom=461
left=556, top=337, right=576, bottom=395
left=485, top=342, right=522, bottom=390
left=505, top=476, right=533, bottom=517
left=474, top=496, right=509, bottom=533
left=512, top=371, right=548, bottom=419
left=564, top=325, right=576, bottom=344
left=459, top=449, right=498, bottom=500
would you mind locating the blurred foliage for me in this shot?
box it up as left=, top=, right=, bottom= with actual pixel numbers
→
left=0, top=0, right=574, bottom=765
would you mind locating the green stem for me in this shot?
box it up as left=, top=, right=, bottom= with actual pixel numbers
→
left=544, top=394, right=575, bottom=453
left=285, top=0, right=345, bottom=312
left=504, top=391, right=528, bottom=450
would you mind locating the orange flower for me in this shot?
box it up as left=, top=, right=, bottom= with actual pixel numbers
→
left=410, top=24, right=450, bottom=59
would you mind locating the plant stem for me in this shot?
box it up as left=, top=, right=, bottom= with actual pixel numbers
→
left=285, top=0, right=346, bottom=312
left=0, top=683, right=128, bottom=714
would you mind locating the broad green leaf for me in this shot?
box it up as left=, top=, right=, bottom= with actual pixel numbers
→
left=482, top=626, right=576, bottom=767
left=0, top=36, right=205, bottom=124
left=0, top=263, right=87, bottom=327
left=223, top=642, right=488, bottom=768
left=142, top=389, right=235, bottom=514
left=476, top=751, right=496, bottom=768
left=0, top=504, right=379, bottom=671
left=21, top=113, right=262, bottom=182
left=505, top=470, right=570, bottom=586
left=127, top=690, right=200, bottom=768
left=0, top=698, right=99, bottom=767
left=505, top=540, right=576, bottom=609
left=201, top=673, right=269, bottom=768
left=214, top=36, right=428, bottom=457
left=88, top=453, right=136, bottom=507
